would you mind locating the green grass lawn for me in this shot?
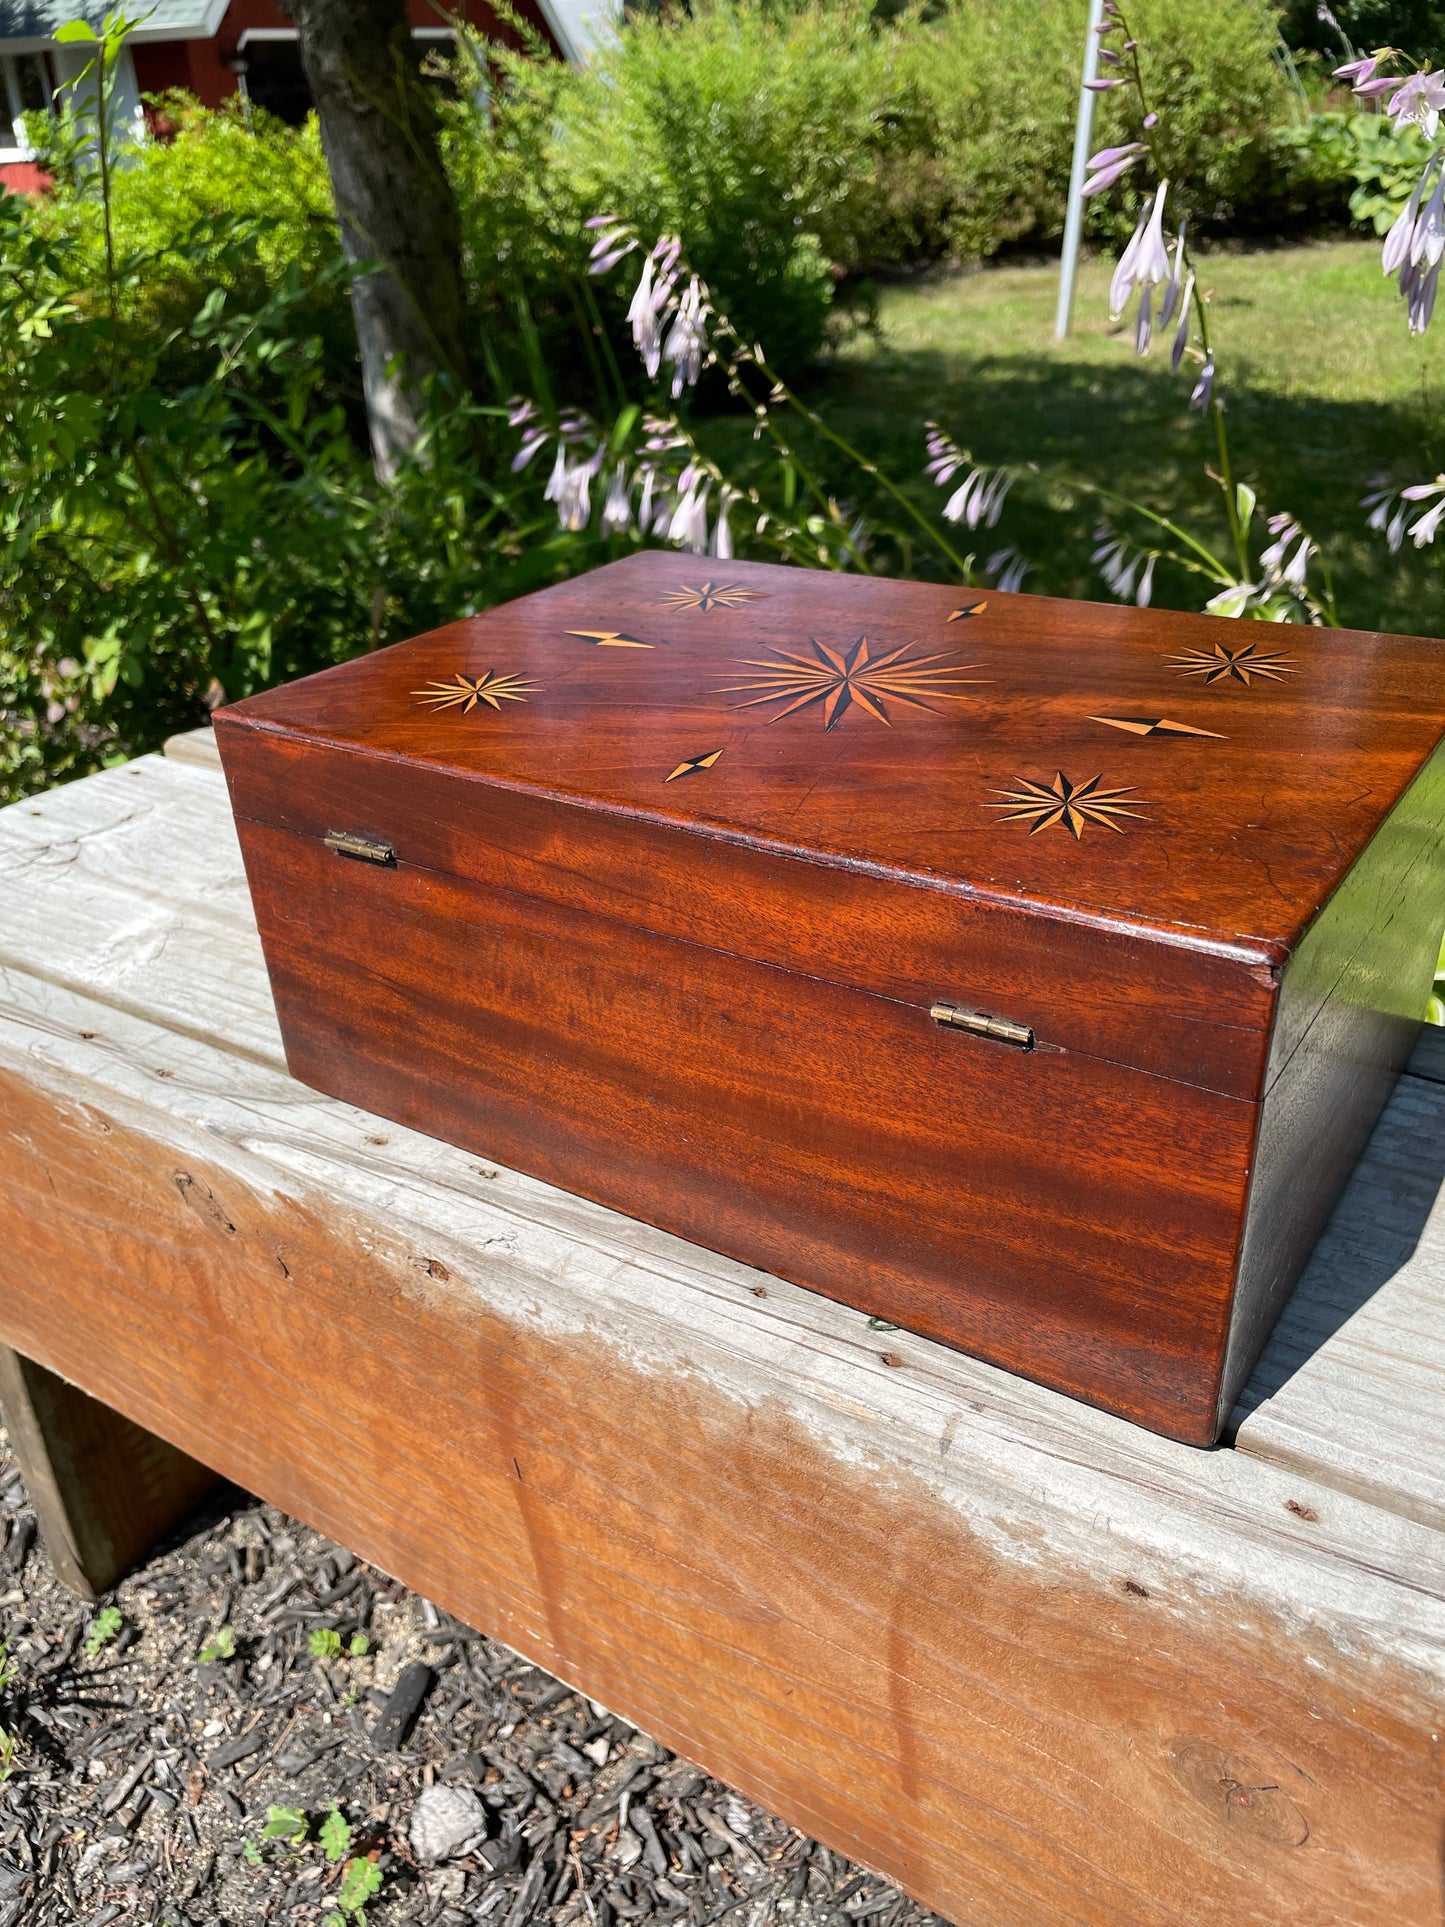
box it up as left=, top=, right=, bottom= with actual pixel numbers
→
left=700, top=239, right=1445, bottom=635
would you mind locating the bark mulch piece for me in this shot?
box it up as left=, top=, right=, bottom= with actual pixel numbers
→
left=0, top=1424, right=955, bottom=1927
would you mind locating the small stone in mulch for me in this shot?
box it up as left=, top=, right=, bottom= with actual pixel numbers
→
left=409, top=1782, right=489, bottom=1864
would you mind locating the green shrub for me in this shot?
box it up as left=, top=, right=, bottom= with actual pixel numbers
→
left=903, top=0, right=1294, bottom=258
left=0, top=190, right=593, bottom=807
left=1278, top=107, right=1435, bottom=235
left=26, top=95, right=359, bottom=408
left=445, top=0, right=919, bottom=380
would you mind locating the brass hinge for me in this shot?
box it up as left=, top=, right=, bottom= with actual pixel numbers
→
left=930, top=1002, right=1035, bottom=1051
left=323, top=830, right=396, bottom=867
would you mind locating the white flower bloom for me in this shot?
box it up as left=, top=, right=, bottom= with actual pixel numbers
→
left=1204, top=581, right=1257, bottom=619
left=1400, top=478, right=1445, bottom=544
left=986, top=547, right=1030, bottom=594
left=663, top=277, right=709, bottom=398
left=943, top=466, right=1012, bottom=529
left=1389, top=68, right=1445, bottom=139
left=543, top=444, right=567, bottom=503
left=1411, top=162, right=1445, bottom=268
left=1283, top=532, right=1315, bottom=587
left=668, top=478, right=711, bottom=553
left=709, top=491, right=735, bottom=560
left=1109, top=182, right=1171, bottom=324
left=1401, top=256, right=1443, bottom=334
left=1382, top=158, right=1439, bottom=275
left=600, top=465, right=632, bottom=535
left=627, top=242, right=681, bottom=380
left=555, top=449, right=602, bottom=532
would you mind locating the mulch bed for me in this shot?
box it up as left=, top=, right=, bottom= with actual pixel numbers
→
left=0, top=1427, right=949, bottom=1927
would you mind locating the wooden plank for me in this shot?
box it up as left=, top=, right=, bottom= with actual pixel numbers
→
left=0, top=758, right=1441, bottom=1927
left=161, top=725, right=221, bottom=772
left=0, top=1346, right=218, bottom=1597
left=1231, top=1047, right=1445, bottom=1530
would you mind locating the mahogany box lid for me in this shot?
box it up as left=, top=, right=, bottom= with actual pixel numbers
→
left=215, top=552, right=1445, bottom=1099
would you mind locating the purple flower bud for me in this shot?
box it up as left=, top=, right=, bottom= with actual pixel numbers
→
left=1087, top=143, right=1145, bottom=170
left=1084, top=77, right=1125, bottom=92
left=1354, top=74, right=1404, bottom=97
left=1083, top=155, right=1142, bottom=196
left=1333, top=55, right=1380, bottom=84
left=511, top=428, right=550, bottom=472
left=1143, top=111, right=1159, bottom=129
left=1189, top=351, right=1216, bottom=412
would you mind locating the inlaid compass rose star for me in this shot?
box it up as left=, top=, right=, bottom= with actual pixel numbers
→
left=989, top=771, right=1148, bottom=839
left=659, top=582, right=765, bottom=613
left=721, top=635, right=990, bottom=730
left=1167, top=642, right=1295, bottom=686
left=412, top=669, right=537, bottom=714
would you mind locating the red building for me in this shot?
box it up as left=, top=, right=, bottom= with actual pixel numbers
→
left=0, top=0, right=605, bottom=193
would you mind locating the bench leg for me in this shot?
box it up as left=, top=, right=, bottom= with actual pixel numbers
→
left=0, top=1346, right=219, bottom=1598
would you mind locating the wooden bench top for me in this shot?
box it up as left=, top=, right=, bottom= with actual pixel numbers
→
left=0, top=731, right=1441, bottom=1927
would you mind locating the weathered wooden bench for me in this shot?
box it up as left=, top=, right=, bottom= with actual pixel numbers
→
left=0, top=732, right=1441, bottom=1927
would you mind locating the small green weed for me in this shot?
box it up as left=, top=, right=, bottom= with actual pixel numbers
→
left=261, top=1804, right=309, bottom=1845
left=198, top=1626, right=236, bottom=1665
left=319, top=1804, right=352, bottom=1862
left=326, top=1854, right=383, bottom=1926
left=0, top=1639, right=20, bottom=1786
left=309, top=1628, right=370, bottom=1663
left=84, top=1606, right=123, bottom=1658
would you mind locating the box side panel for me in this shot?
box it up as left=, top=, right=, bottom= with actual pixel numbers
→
left=229, top=811, right=1257, bottom=1444
left=1219, top=746, right=1445, bottom=1427
left=213, top=717, right=1279, bottom=1102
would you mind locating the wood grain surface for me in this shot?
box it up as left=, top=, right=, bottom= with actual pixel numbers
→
left=213, top=560, right=1445, bottom=1441
left=217, top=551, right=1445, bottom=958
left=0, top=753, right=1443, bottom=1927
left=0, top=1346, right=218, bottom=1597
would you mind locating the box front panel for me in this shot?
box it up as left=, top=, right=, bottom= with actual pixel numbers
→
left=233, top=817, right=1256, bottom=1442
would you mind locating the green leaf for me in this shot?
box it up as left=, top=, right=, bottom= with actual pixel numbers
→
left=1234, top=483, right=1256, bottom=538
left=84, top=1606, right=123, bottom=1658
left=242, top=1839, right=263, bottom=1866
left=607, top=403, right=640, bottom=456
left=308, top=1628, right=343, bottom=1662
left=198, top=1626, right=236, bottom=1665
left=261, top=1805, right=309, bottom=1843
left=336, top=1856, right=384, bottom=1916
left=348, top=1634, right=370, bottom=1658
left=319, top=1806, right=353, bottom=1863
left=53, top=20, right=99, bottom=41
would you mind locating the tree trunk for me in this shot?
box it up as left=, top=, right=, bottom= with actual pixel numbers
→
left=287, top=0, right=471, bottom=480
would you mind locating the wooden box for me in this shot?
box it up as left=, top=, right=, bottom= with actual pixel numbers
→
left=213, top=553, right=1445, bottom=1444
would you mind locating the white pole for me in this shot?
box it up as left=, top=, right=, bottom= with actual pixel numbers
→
left=1055, top=0, right=1108, bottom=341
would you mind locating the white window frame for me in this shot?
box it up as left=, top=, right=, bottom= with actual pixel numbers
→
left=0, top=52, right=52, bottom=163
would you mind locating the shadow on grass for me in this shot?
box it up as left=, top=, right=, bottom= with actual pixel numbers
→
left=698, top=346, right=1445, bottom=639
